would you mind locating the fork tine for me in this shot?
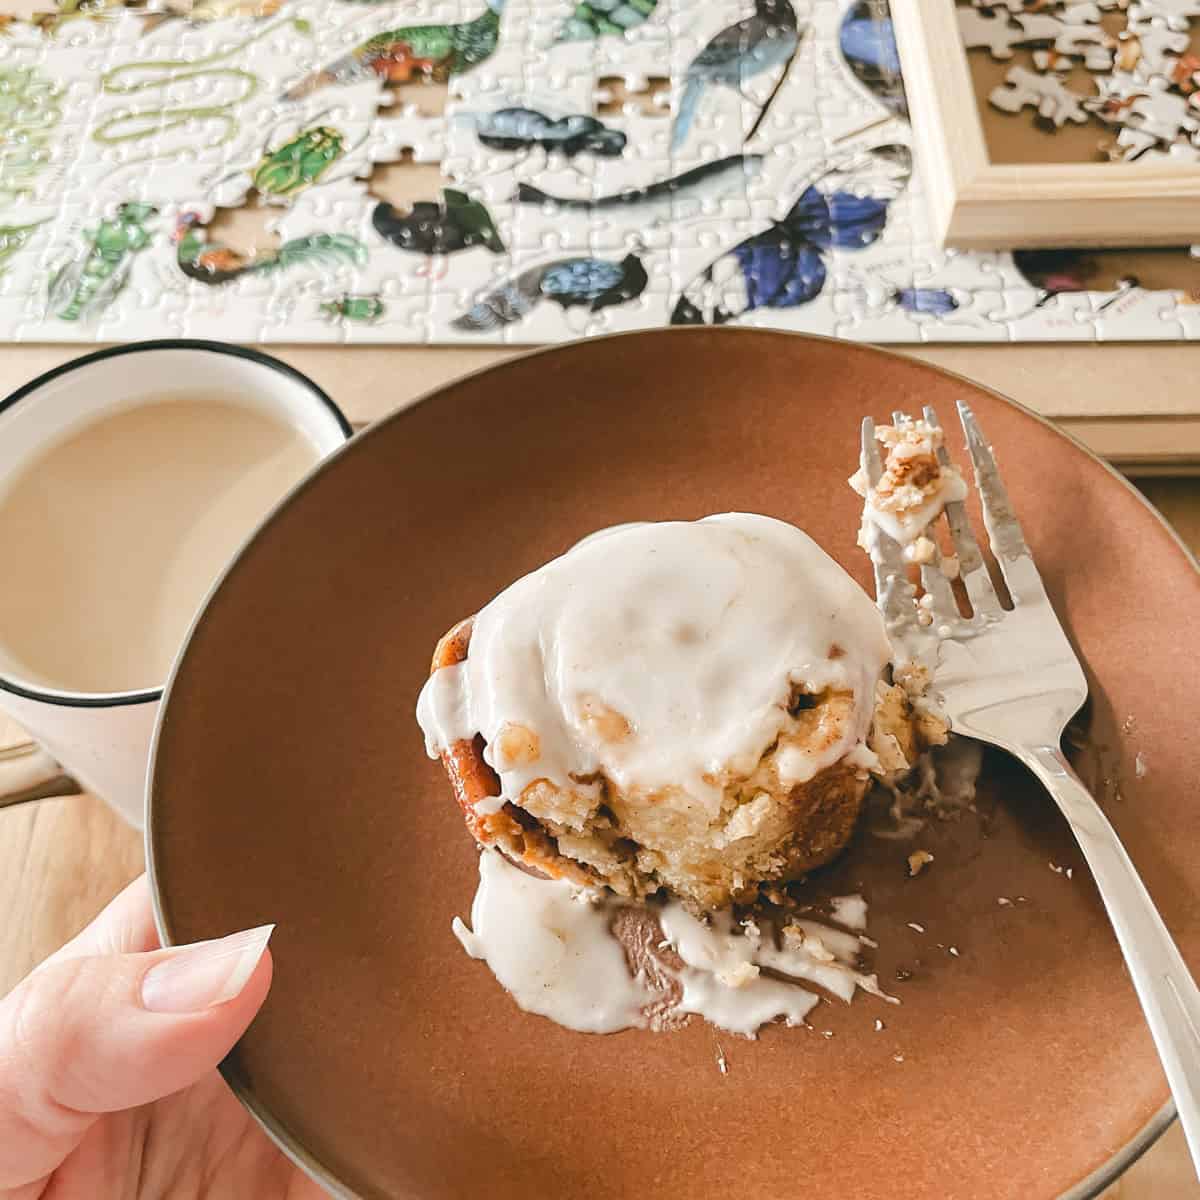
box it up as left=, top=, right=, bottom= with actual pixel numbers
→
left=861, top=417, right=920, bottom=640
left=918, top=546, right=960, bottom=631
left=861, top=415, right=883, bottom=488
left=956, top=401, right=1047, bottom=606
left=923, top=404, right=1001, bottom=618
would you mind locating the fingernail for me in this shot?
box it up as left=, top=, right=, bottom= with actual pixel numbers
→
left=141, top=925, right=274, bottom=1014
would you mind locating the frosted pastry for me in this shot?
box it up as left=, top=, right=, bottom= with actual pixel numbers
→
left=417, top=513, right=931, bottom=910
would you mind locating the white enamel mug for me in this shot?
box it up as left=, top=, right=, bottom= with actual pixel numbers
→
left=0, top=340, right=351, bottom=827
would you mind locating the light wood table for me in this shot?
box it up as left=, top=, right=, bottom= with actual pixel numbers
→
left=0, top=366, right=1196, bottom=1195
left=1, top=342, right=1200, bottom=469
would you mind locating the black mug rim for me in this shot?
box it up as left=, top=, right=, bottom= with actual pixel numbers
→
left=0, top=339, right=352, bottom=709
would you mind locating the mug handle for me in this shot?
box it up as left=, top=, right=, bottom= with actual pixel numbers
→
left=0, top=739, right=80, bottom=810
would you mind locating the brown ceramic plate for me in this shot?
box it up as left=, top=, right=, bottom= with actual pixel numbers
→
left=148, top=330, right=1200, bottom=1200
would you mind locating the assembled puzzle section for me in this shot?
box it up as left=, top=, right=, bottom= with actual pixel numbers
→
left=0, top=0, right=1199, bottom=344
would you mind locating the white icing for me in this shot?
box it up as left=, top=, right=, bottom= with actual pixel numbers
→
left=830, top=894, right=868, bottom=931
left=670, top=964, right=820, bottom=1037
left=781, top=918, right=863, bottom=963
left=851, top=420, right=968, bottom=547
left=864, top=476, right=967, bottom=547
left=844, top=742, right=881, bottom=772
left=418, top=661, right=472, bottom=755
left=417, top=514, right=891, bottom=820
left=454, top=849, right=894, bottom=1038
left=658, top=903, right=876, bottom=1010
left=657, top=904, right=759, bottom=980
left=452, top=848, right=653, bottom=1033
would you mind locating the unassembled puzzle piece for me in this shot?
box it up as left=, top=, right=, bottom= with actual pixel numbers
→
left=959, top=4, right=1111, bottom=69
left=1120, top=82, right=1200, bottom=143
left=1134, top=136, right=1200, bottom=160
left=1128, top=0, right=1200, bottom=30
left=989, top=67, right=1090, bottom=127
left=1107, top=126, right=1163, bottom=159
left=1120, top=19, right=1190, bottom=78
left=1051, top=6, right=1114, bottom=70
left=959, top=8, right=1035, bottom=59
left=1088, top=73, right=1200, bottom=147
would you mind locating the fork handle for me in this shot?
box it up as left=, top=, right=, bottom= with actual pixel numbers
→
left=1027, top=744, right=1200, bottom=1176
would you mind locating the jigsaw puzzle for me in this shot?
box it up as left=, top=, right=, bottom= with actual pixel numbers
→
left=1, top=0, right=1199, bottom=344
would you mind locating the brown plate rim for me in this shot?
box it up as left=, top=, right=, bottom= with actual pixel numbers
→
left=144, top=328, right=1197, bottom=1200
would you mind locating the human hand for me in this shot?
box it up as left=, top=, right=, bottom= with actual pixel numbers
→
left=0, top=875, right=324, bottom=1199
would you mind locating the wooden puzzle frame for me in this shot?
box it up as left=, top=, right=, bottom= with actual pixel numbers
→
left=890, top=0, right=1200, bottom=249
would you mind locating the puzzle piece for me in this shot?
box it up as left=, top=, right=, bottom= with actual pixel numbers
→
left=1115, top=126, right=1200, bottom=156
left=959, top=8, right=1026, bottom=59
left=1055, top=32, right=1115, bottom=71
left=1087, top=65, right=1156, bottom=106
left=1051, top=6, right=1115, bottom=71
left=989, top=66, right=1090, bottom=126
left=1120, top=18, right=1190, bottom=78
left=1106, top=77, right=1200, bottom=144
left=1126, top=89, right=1199, bottom=141
left=1128, top=0, right=1200, bottom=29
left=1106, top=125, right=1162, bottom=157
left=962, top=0, right=1045, bottom=14
left=964, top=0, right=1126, bottom=11
left=1031, top=48, right=1075, bottom=71
left=959, top=4, right=1112, bottom=69
left=1016, top=10, right=1089, bottom=46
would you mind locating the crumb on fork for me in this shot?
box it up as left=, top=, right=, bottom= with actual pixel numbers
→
left=850, top=417, right=967, bottom=547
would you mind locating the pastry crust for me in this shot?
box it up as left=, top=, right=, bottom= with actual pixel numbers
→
left=431, top=618, right=584, bottom=886
left=429, top=617, right=878, bottom=909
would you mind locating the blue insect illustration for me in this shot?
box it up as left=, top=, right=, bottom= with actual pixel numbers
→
left=670, top=143, right=912, bottom=325
left=475, top=107, right=627, bottom=158
left=453, top=251, right=648, bottom=331
left=837, top=263, right=967, bottom=320
left=890, top=286, right=958, bottom=315
left=839, top=0, right=907, bottom=120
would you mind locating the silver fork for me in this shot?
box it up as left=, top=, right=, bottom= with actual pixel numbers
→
left=862, top=402, right=1200, bottom=1178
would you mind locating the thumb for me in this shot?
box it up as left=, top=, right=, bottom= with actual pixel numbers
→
left=0, top=919, right=273, bottom=1191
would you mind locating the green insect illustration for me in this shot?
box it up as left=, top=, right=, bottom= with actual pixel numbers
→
left=253, top=125, right=344, bottom=195
left=0, top=220, right=48, bottom=277
left=555, top=0, right=658, bottom=42
left=207, top=116, right=367, bottom=202
left=320, top=293, right=386, bottom=323
left=0, top=67, right=63, bottom=208
left=173, top=210, right=366, bottom=285
left=47, top=202, right=157, bottom=322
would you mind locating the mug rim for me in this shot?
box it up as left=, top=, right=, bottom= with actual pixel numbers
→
left=0, top=338, right=352, bottom=710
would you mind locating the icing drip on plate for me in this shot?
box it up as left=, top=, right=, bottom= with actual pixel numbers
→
left=453, top=849, right=653, bottom=1034
left=454, top=850, right=895, bottom=1037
